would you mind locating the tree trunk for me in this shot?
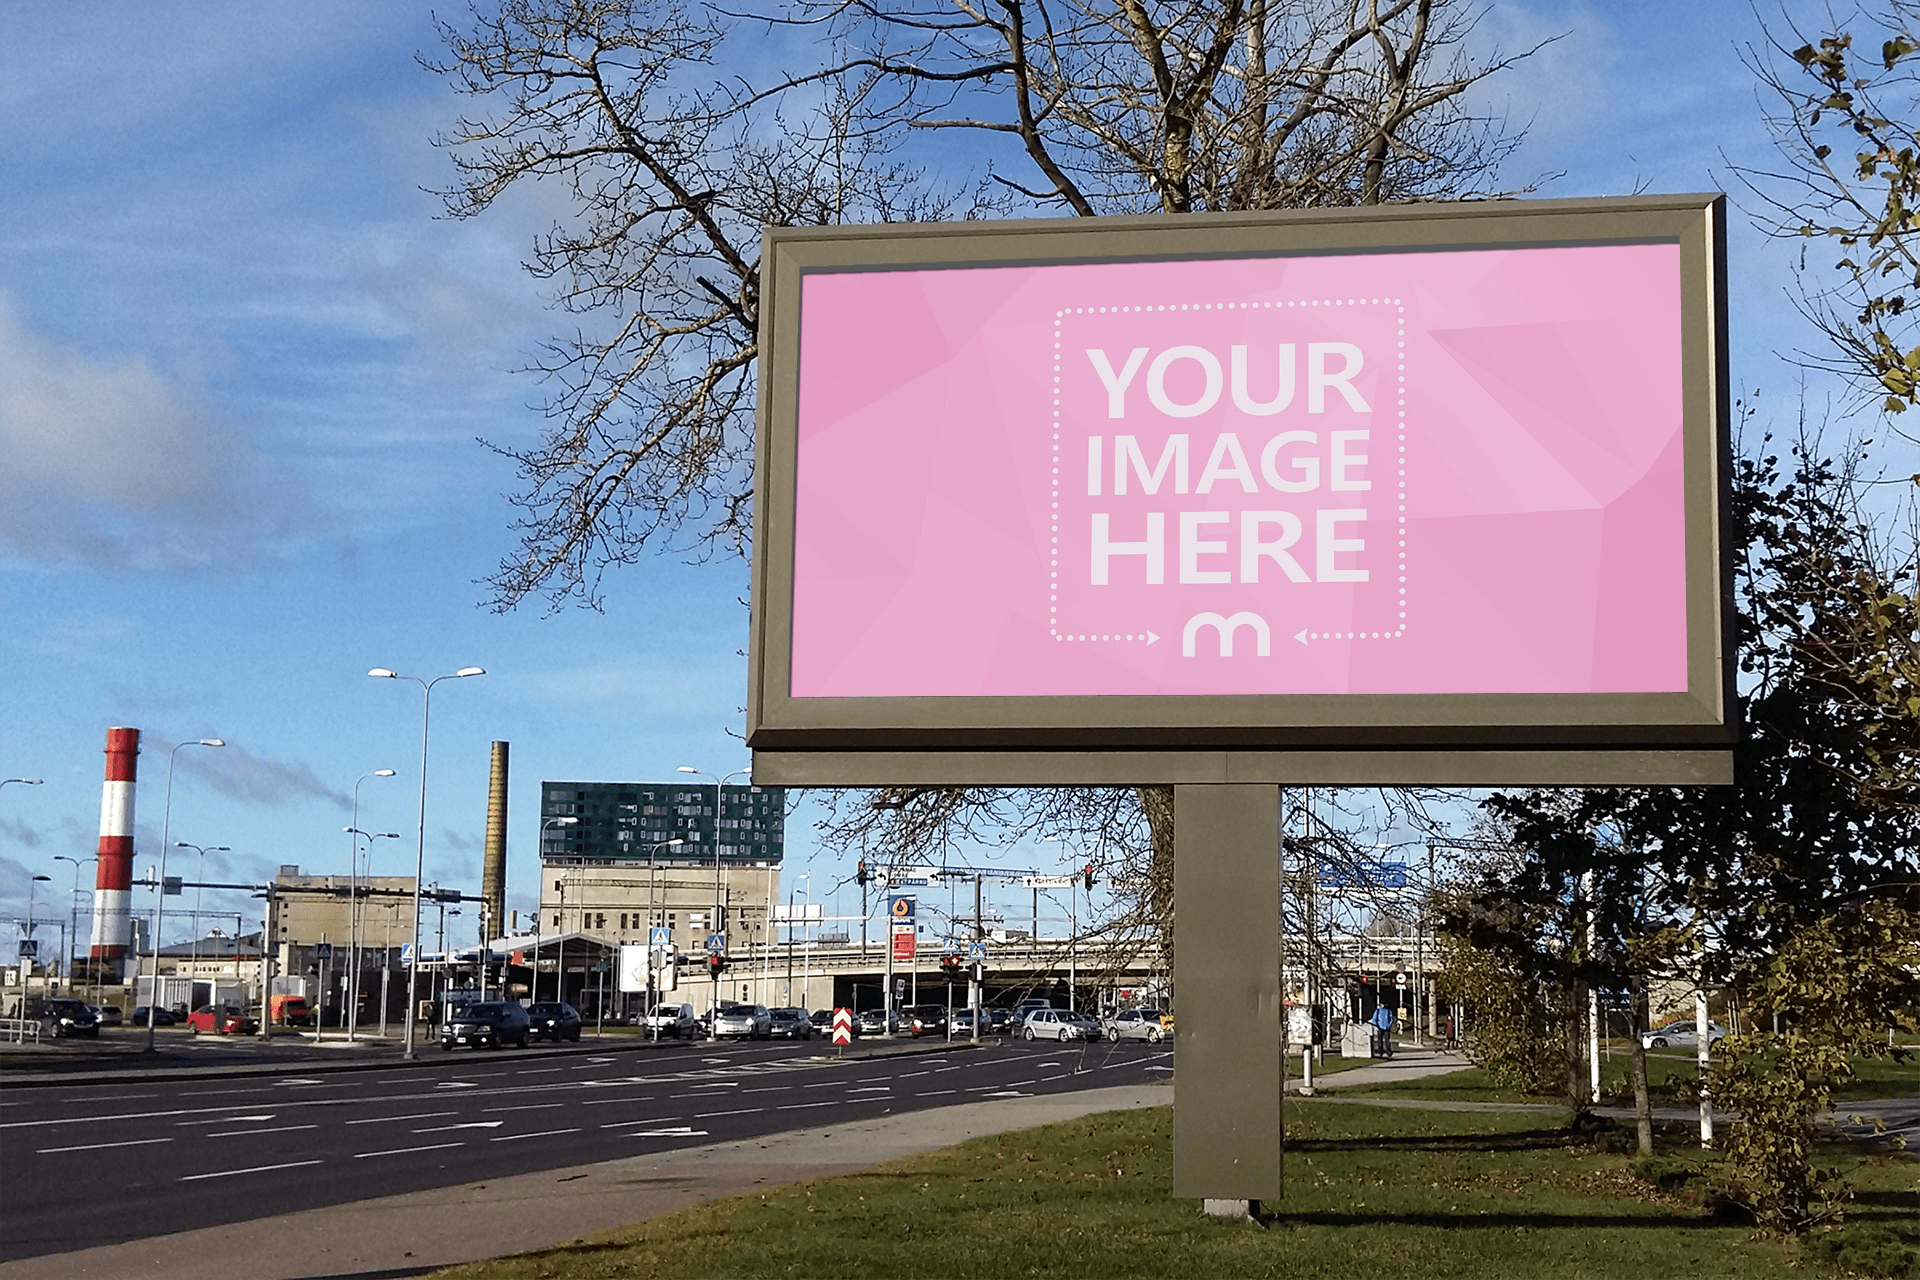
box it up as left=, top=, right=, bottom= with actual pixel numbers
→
left=1630, top=972, right=1654, bottom=1156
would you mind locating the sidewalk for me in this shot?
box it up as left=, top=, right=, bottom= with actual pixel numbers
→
left=0, top=1081, right=1173, bottom=1280
left=1289, top=1044, right=1475, bottom=1094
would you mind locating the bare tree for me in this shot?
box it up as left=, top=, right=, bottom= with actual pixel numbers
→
left=427, top=0, right=1545, bottom=610
left=427, top=0, right=1550, bottom=961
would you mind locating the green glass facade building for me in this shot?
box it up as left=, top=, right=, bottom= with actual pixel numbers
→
left=539, top=781, right=785, bottom=865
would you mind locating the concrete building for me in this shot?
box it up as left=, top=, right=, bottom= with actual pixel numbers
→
left=536, top=781, right=788, bottom=996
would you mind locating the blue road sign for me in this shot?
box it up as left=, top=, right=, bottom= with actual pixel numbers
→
left=888, top=895, right=917, bottom=920
left=315, top=942, right=334, bottom=961
left=1318, top=859, right=1409, bottom=891
left=650, top=926, right=671, bottom=948
left=968, top=942, right=987, bottom=964
left=705, top=932, right=726, bottom=954
left=16, top=939, right=38, bottom=960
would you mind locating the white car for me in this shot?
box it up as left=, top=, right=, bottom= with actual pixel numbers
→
left=710, top=1004, right=771, bottom=1040
left=642, top=1002, right=695, bottom=1038
left=1642, top=1020, right=1729, bottom=1050
left=1022, top=1008, right=1100, bottom=1041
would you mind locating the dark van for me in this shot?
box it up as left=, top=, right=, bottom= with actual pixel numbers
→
left=441, top=1000, right=530, bottom=1050
left=12, top=997, right=100, bottom=1038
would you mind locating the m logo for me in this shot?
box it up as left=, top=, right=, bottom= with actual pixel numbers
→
left=1182, top=612, right=1271, bottom=657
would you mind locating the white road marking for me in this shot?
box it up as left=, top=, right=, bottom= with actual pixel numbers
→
left=916, top=1090, right=958, bottom=1097
left=181, top=1159, right=323, bottom=1181
left=622, top=1127, right=708, bottom=1137
left=514, top=1068, right=564, bottom=1075
left=778, top=1101, right=837, bottom=1110
left=483, top=1102, right=565, bottom=1113
left=64, top=1093, right=157, bottom=1103
left=413, top=1121, right=504, bottom=1133
left=693, top=1108, right=764, bottom=1118
left=490, top=1128, right=583, bottom=1142
left=846, top=1086, right=891, bottom=1093
left=176, top=1114, right=276, bottom=1126
left=210, top=1124, right=318, bottom=1138
left=354, top=1142, right=465, bottom=1159
left=345, top=1111, right=458, bottom=1125
left=37, top=1137, right=173, bottom=1154
left=600, top=1117, right=683, bottom=1129
left=580, top=1096, right=660, bottom=1107
left=434, top=1081, right=480, bottom=1089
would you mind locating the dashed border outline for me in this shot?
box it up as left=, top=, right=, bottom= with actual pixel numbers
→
left=1049, top=298, right=1407, bottom=646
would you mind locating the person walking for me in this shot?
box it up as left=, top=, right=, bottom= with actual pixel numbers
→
left=1370, top=1001, right=1396, bottom=1058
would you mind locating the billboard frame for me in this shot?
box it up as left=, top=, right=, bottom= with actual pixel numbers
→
left=749, top=195, right=1734, bottom=786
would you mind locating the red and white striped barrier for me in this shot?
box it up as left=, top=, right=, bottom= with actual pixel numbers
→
left=832, top=1007, right=853, bottom=1046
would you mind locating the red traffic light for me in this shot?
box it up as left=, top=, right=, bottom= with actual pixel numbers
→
left=1083, top=863, right=1095, bottom=891
left=706, top=954, right=727, bottom=977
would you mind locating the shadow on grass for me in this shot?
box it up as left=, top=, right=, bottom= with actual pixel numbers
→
left=1288, top=1129, right=1587, bottom=1155
left=1267, top=1209, right=1722, bottom=1231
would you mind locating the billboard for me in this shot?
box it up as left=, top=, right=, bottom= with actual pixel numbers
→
left=750, top=197, right=1733, bottom=784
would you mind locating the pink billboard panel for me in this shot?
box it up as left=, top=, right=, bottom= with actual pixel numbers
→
left=790, top=244, right=1687, bottom=699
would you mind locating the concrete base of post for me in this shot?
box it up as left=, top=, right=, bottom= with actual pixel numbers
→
left=1203, top=1199, right=1261, bottom=1221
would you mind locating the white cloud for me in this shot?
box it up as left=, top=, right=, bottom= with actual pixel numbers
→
left=0, top=291, right=314, bottom=570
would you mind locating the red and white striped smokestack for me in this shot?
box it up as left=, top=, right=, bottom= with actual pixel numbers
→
left=90, top=727, right=139, bottom=979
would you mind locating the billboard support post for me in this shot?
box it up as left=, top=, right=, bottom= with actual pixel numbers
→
left=1173, top=784, right=1283, bottom=1204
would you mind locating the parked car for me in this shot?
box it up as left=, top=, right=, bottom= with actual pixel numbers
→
left=642, top=1002, right=696, bottom=1038
left=809, top=1008, right=837, bottom=1035
left=1022, top=1008, right=1098, bottom=1041
left=11, top=998, right=100, bottom=1038
left=1105, top=1008, right=1168, bottom=1043
left=130, top=1006, right=176, bottom=1027
left=1010, top=998, right=1053, bottom=1028
left=949, top=1008, right=989, bottom=1037
left=904, top=1004, right=948, bottom=1038
left=985, top=1008, right=1014, bottom=1034
left=1642, top=1020, right=1729, bottom=1050
left=527, top=1001, right=583, bottom=1042
left=88, top=1004, right=123, bottom=1027
left=186, top=1004, right=258, bottom=1036
left=767, top=1007, right=814, bottom=1040
left=441, top=1000, right=531, bottom=1050
left=855, top=1008, right=900, bottom=1036
left=711, top=1003, right=771, bottom=1041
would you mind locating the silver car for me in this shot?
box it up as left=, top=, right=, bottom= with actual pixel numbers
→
left=1021, top=1008, right=1099, bottom=1041
left=1103, top=1008, right=1167, bottom=1042
left=1642, top=1019, right=1729, bottom=1050
left=710, top=1003, right=771, bottom=1040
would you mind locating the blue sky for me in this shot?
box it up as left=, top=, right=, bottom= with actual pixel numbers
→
left=0, top=1, right=1876, bottom=952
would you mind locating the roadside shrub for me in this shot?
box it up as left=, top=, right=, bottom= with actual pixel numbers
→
left=1805, top=1226, right=1920, bottom=1279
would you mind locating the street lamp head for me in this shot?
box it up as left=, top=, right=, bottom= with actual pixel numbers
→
left=665, top=837, right=683, bottom=846
left=368, top=668, right=397, bottom=679
left=676, top=766, right=698, bottom=775
left=199, top=739, right=225, bottom=748
left=31, top=874, right=51, bottom=882
left=5, top=778, right=44, bottom=785
left=374, top=768, right=396, bottom=777
left=455, top=666, right=486, bottom=678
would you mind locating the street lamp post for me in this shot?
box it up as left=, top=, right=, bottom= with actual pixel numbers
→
left=369, top=666, right=484, bottom=1061
left=4, top=780, right=44, bottom=997
left=26, top=875, right=51, bottom=999
left=148, top=740, right=224, bottom=1052
left=345, top=768, right=396, bottom=1041
left=537, top=816, right=579, bottom=1002
left=676, top=766, right=749, bottom=1018
left=174, top=843, right=230, bottom=1002
left=643, top=836, right=682, bottom=1040
left=343, top=827, right=398, bottom=1037
left=52, top=855, right=94, bottom=998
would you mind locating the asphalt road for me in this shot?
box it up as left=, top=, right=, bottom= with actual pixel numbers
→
left=0, top=1033, right=1172, bottom=1264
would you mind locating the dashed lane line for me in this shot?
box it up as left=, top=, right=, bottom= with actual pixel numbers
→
left=181, top=1159, right=323, bottom=1182
left=209, top=1125, right=318, bottom=1138
left=354, top=1142, right=465, bottom=1159
left=490, top=1128, right=583, bottom=1142
left=37, top=1136, right=173, bottom=1154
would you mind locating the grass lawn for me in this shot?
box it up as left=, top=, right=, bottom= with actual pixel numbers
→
left=431, top=1102, right=1919, bottom=1280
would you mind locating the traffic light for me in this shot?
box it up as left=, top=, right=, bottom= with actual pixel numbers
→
left=856, top=859, right=868, bottom=886
left=1083, top=863, right=1095, bottom=892
left=706, top=953, right=727, bottom=978
left=940, top=953, right=964, bottom=983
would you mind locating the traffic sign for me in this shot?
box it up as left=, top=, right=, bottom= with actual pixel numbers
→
left=832, top=1007, right=853, bottom=1046
left=315, top=942, right=333, bottom=961
left=1020, top=875, right=1076, bottom=888
left=16, top=939, right=37, bottom=960
left=649, top=926, right=671, bottom=948
left=1395, top=971, right=1407, bottom=988
left=705, top=932, right=726, bottom=954
left=967, top=941, right=987, bottom=964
